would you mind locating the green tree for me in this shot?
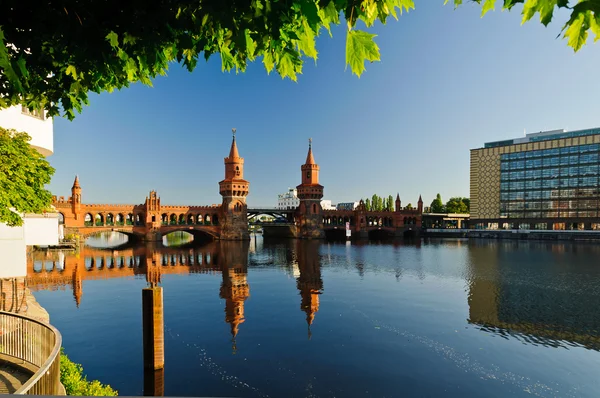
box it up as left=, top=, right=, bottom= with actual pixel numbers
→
left=1, top=1, right=597, bottom=120
left=364, top=198, right=371, bottom=211
left=463, top=198, right=470, bottom=212
left=445, top=197, right=468, bottom=213
left=387, top=195, right=394, bottom=211
left=0, top=128, right=55, bottom=226
left=430, top=193, right=445, bottom=213
left=405, top=203, right=413, bottom=210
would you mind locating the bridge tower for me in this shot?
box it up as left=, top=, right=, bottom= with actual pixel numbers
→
left=219, top=129, right=250, bottom=240
left=144, top=191, right=162, bottom=241
left=418, top=195, right=423, bottom=213
left=296, top=138, right=324, bottom=239
left=395, top=194, right=401, bottom=212
left=71, top=176, right=82, bottom=220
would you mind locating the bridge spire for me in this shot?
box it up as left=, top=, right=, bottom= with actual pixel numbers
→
left=72, top=175, right=80, bottom=188
left=305, top=138, right=315, bottom=165
left=228, top=128, right=240, bottom=159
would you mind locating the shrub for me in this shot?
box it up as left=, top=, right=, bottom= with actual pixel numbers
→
left=60, top=349, right=118, bottom=396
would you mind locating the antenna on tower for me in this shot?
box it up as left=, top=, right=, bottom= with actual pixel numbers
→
left=232, top=128, right=237, bottom=138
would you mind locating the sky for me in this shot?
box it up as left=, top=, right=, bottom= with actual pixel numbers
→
left=47, top=2, right=600, bottom=208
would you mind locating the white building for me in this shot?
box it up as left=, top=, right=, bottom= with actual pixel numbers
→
left=0, top=105, right=59, bottom=278
left=320, top=200, right=337, bottom=210
left=277, top=188, right=336, bottom=210
left=277, top=188, right=300, bottom=210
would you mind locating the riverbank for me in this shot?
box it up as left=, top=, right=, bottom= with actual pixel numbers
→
left=423, top=229, right=600, bottom=241
left=23, top=287, right=117, bottom=396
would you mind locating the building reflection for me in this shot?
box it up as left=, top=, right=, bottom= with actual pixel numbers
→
left=218, top=241, right=250, bottom=353
left=295, top=240, right=323, bottom=338
left=466, top=240, right=600, bottom=351
left=0, top=277, right=27, bottom=314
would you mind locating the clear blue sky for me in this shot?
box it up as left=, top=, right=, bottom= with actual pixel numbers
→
left=47, top=2, right=600, bottom=208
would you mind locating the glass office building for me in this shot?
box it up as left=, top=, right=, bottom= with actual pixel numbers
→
left=470, top=127, right=600, bottom=230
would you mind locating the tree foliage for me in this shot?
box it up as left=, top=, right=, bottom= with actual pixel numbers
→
left=1, top=0, right=597, bottom=120
left=430, top=193, right=445, bottom=213
left=60, top=349, right=118, bottom=396
left=0, top=127, right=55, bottom=226
left=362, top=194, right=396, bottom=211
left=445, top=197, right=469, bottom=213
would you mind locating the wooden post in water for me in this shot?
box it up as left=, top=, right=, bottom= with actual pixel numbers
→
left=143, top=368, right=165, bottom=396
left=142, top=287, right=164, bottom=371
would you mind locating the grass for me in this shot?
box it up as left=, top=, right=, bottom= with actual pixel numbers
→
left=59, top=348, right=118, bottom=396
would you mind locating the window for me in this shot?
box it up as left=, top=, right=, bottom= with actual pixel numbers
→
left=21, top=105, right=45, bottom=120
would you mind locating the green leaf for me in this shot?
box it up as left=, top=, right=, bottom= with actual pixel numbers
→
left=345, top=29, right=380, bottom=77
left=66, top=65, right=78, bottom=79
left=106, top=31, right=119, bottom=48
left=275, top=48, right=302, bottom=81
left=298, top=18, right=317, bottom=60
left=481, top=0, right=496, bottom=17
left=245, top=30, right=257, bottom=59
left=263, top=50, right=275, bottom=74
left=563, top=11, right=588, bottom=52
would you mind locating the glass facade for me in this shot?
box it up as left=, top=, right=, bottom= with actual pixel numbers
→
left=499, top=143, right=600, bottom=219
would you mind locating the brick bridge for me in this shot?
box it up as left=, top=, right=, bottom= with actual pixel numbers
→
left=53, top=134, right=423, bottom=241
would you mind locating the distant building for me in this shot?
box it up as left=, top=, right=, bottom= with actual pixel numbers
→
left=320, top=200, right=336, bottom=210
left=277, top=188, right=335, bottom=211
left=277, top=188, right=300, bottom=210
left=471, top=127, right=600, bottom=230
left=336, top=202, right=359, bottom=211
left=0, top=105, right=59, bottom=277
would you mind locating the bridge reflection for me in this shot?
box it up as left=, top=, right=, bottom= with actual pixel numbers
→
left=27, top=239, right=326, bottom=344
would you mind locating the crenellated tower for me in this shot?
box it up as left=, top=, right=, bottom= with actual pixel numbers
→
left=71, top=176, right=82, bottom=219
left=219, top=129, right=250, bottom=240
left=295, top=139, right=324, bottom=239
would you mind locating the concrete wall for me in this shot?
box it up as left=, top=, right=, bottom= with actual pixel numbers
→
left=0, top=105, right=54, bottom=156
left=24, top=215, right=60, bottom=246
left=0, top=223, right=27, bottom=278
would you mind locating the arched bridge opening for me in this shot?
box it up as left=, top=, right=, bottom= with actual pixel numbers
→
left=324, top=228, right=347, bottom=241
left=83, top=230, right=143, bottom=249
left=162, top=229, right=216, bottom=246
left=368, top=229, right=395, bottom=241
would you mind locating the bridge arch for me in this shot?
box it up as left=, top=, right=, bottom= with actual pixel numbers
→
left=126, top=213, right=134, bottom=225
left=58, top=212, right=65, bottom=225
left=178, top=214, right=185, bottom=225
left=368, top=228, right=394, bottom=241
left=187, top=214, right=195, bottom=225
left=84, top=213, right=93, bottom=226
left=94, top=213, right=104, bottom=226
left=135, top=213, right=144, bottom=226
left=106, top=213, right=114, bottom=225
left=116, top=213, right=125, bottom=225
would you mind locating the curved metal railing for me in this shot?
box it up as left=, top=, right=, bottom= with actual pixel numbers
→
left=0, top=311, right=62, bottom=395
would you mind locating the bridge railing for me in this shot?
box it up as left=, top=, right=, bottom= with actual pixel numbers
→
left=0, top=311, right=62, bottom=395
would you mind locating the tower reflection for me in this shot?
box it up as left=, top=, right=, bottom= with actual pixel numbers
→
left=295, top=240, right=323, bottom=338
left=218, top=241, right=251, bottom=353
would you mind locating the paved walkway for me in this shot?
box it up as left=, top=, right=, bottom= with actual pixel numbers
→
left=0, top=358, right=34, bottom=394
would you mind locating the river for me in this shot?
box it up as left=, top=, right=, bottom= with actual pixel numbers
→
left=27, top=233, right=600, bottom=397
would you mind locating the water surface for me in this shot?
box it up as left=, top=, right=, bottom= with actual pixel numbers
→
left=28, top=235, right=600, bottom=397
